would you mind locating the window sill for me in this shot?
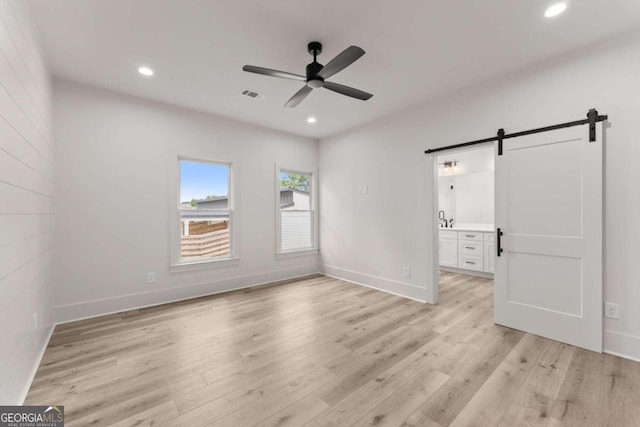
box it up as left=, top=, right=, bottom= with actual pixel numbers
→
left=170, top=257, right=240, bottom=273
left=276, top=248, right=319, bottom=259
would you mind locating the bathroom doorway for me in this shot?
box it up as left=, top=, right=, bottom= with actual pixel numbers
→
left=436, top=146, right=495, bottom=279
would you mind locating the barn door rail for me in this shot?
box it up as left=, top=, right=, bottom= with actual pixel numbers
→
left=424, top=108, right=608, bottom=156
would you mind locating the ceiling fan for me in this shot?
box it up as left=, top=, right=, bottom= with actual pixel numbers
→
left=242, top=41, right=373, bottom=108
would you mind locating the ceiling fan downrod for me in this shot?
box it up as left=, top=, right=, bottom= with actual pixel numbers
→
left=306, top=41, right=324, bottom=88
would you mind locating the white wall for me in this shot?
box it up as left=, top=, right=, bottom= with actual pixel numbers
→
left=54, top=79, right=319, bottom=322
left=319, top=31, right=640, bottom=360
left=0, top=0, right=54, bottom=404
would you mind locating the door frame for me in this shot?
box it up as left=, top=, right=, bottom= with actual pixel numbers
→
left=425, top=142, right=496, bottom=304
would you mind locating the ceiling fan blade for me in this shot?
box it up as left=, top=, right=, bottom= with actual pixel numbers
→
left=284, top=85, right=313, bottom=108
left=323, top=81, right=373, bottom=101
left=242, top=65, right=306, bottom=82
left=317, top=46, right=365, bottom=79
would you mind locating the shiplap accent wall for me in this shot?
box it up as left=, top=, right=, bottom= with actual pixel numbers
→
left=0, top=0, right=54, bottom=404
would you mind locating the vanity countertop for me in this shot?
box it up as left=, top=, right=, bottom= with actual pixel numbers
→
left=439, top=223, right=494, bottom=233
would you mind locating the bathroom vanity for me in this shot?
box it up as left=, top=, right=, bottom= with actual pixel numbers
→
left=439, top=224, right=495, bottom=277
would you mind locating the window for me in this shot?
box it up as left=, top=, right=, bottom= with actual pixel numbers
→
left=277, top=169, right=316, bottom=254
left=178, top=160, right=232, bottom=263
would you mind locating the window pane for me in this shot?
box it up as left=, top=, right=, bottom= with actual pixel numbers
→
left=279, top=170, right=312, bottom=252
left=280, top=171, right=310, bottom=194
left=181, top=216, right=230, bottom=260
left=281, top=211, right=311, bottom=251
left=180, top=161, right=228, bottom=206
left=180, top=161, right=230, bottom=260
left=279, top=171, right=311, bottom=210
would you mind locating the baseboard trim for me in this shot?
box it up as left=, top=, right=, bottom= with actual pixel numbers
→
left=604, top=349, right=640, bottom=364
left=19, top=324, right=55, bottom=404
left=439, top=266, right=494, bottom=279
left=55, top=265, right=320, bottom=324
left=320, top=265, right=428, bottom=303
left=604, top=329, right=640, bottom=362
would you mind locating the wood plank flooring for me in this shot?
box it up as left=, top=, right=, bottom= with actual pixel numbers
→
left=26, top=273, right=640, bottom=426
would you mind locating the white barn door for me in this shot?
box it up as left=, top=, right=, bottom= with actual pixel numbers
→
left=494, top=124, right=603, bottom=352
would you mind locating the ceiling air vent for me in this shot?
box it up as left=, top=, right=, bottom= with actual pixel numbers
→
left=241, top=89, right=265, bottom=100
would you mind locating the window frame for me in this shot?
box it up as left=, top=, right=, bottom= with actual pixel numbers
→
left=275, top=165, right=318, bottom=258
left=170, top=156, right=239, bottom=272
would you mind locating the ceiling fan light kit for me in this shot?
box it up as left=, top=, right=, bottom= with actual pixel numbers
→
left=242, top=41, right=373, bottom=107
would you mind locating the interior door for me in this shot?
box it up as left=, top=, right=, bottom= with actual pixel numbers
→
left=494, top=124, right=602, bottom=352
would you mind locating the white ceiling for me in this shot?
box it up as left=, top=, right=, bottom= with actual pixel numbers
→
left=29, top=0, right=640, bottom=139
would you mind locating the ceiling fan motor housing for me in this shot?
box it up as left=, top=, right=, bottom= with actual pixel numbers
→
left=306, top=62, right=324, bottom=88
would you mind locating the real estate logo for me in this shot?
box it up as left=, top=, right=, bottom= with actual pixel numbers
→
left=0, top=406, right=64, bottom=427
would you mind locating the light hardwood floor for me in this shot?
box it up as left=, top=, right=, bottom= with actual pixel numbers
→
left=26, top=273, right=640, bottom=426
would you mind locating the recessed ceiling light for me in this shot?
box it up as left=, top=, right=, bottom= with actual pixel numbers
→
left=545, top=2, right=567, bottom=18
left=307, top=117, right=317, bottom=124
left=138, top=66, right=154, bottom=76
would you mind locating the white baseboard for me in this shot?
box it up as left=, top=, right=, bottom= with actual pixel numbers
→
left=55, top=264, right=320, bottom=324
left=604, top=329, right=640, bottom=362
left=320, top=265, right=428, bottom=303
left=439, top=266, right=494, bottom=279
left=18, top=324, right=55, bottom=404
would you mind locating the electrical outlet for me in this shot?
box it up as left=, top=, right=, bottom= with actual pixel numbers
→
left=362, top=184, right=368, bottom=195
left=33, top=313, right=38, bottom=331
left=403, top=266, right=411, bottom=278
left=147, top=272, right=156, bottom=284
left=604, top=302, right=619, bottom=319
left=326, top=252, right=332, bottom=261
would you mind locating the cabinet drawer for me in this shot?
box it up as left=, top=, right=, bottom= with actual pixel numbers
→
left=459, top=241, right=482, bottom=257
left=440, top=231, right=457, bottom=240
left=484, top=233, right=495, bottom=243
left=458, top=231, right=483, bottom=242
left=459, top=255, right=483, bottom=272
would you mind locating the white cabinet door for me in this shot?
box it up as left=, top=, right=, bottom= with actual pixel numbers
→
left=439, top=239, right=458, bottom=267
left=495, top=124, right=602, bottom=352
left=484, top=241, right=495, bottom=273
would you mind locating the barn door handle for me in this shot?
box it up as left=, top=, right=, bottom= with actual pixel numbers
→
left=497, top=228, right=504, bottom=257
